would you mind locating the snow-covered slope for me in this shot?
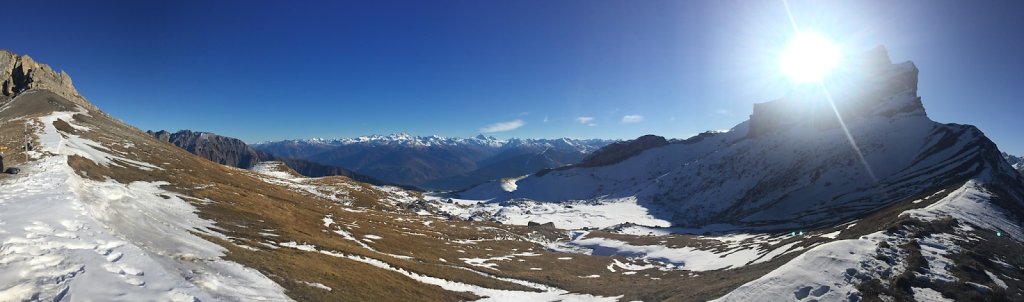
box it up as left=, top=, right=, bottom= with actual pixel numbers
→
left=0, top=91, right=289, bottom=301
left=461, top=47, right=1018, bottom=231
left=715, top=177, right=1024, bottom=301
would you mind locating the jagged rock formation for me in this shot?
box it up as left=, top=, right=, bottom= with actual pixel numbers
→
left=0, top=50, right=93, bottom=110
left=748, top=46, right=921, bottom=137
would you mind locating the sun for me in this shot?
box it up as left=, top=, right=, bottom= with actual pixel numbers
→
left=780, top=32, right=841, bottom=83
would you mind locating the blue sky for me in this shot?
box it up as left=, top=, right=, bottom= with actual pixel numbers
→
left=3, top=1, right=1022, bottom=154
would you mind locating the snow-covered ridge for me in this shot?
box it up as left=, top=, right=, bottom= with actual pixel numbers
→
left=255, top=133, right=614, bottom=152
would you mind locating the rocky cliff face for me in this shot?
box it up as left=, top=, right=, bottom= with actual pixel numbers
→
left=148, top=130, right=266, bottom=169
left=748, top=46, right=922, bottom=137
left=0, top=50, right=93, bottom=110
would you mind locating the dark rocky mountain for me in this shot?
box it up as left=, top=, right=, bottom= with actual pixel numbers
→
left=148, top=130, right=264, bottom=169
left=253, top=134, right=614, bottom=190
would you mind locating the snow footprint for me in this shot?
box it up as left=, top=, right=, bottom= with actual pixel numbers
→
left=124, top=277, right=146, bottom=286
left=102, top=262, right=146, bottom=286
left=94, top=240, right=126, bottom=256
left=106, top=251, right=123, bottom=262
left=794, top=286, right=813, bottom=300
left=165, top=290, right=198, bottom=302
left=794, top=285, right=830, bottom=300
left=24, top=222, right=56, bottom=237
left=60, top=220, right=85, bottom=232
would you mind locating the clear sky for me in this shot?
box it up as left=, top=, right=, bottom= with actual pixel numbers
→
left=2, top=1, right=1021, bottom=154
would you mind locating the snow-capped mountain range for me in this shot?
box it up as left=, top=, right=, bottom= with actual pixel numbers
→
left=253, top=134, right=615, bottom=190
left=257, top=134, right=609, bottom=155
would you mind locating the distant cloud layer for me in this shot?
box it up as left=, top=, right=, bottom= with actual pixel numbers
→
left=480, top=119, right=525, bottom=133
left=576, top=116, right=595, bottom=124
left=621, top=114, right=644, bottom=123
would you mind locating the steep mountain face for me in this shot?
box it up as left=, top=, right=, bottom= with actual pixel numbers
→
left=148, top=130, right=265, bottom=169
left=0, top=51, right=94, bottom=110
left=254, top=134, right=613, bottom=190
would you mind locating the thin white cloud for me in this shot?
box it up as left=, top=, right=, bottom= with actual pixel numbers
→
left=576, top=116, right=595, bottom=124
left=715, top=109, right=729, bottom=115
left=480, top=119, right=525, bottom=133
left=543, top=116, right=549, bottom=123
left=587, top=123, right=598, bottom=127
left=621, top=114, right=644, bottom=124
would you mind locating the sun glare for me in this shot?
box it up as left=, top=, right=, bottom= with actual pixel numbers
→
left=780, top=32, right=841, bottom=83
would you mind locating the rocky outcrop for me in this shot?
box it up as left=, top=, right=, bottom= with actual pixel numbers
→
left=748, top=46, right=923, bottom=137
left=148, top=130, right=266, bottom=169
left=575, top=134, right=669, bottom=168
left=0, top=50, right=93, bottom=110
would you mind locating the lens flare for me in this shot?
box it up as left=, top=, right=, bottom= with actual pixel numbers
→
left=780, top=33, right=841, bottom=83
